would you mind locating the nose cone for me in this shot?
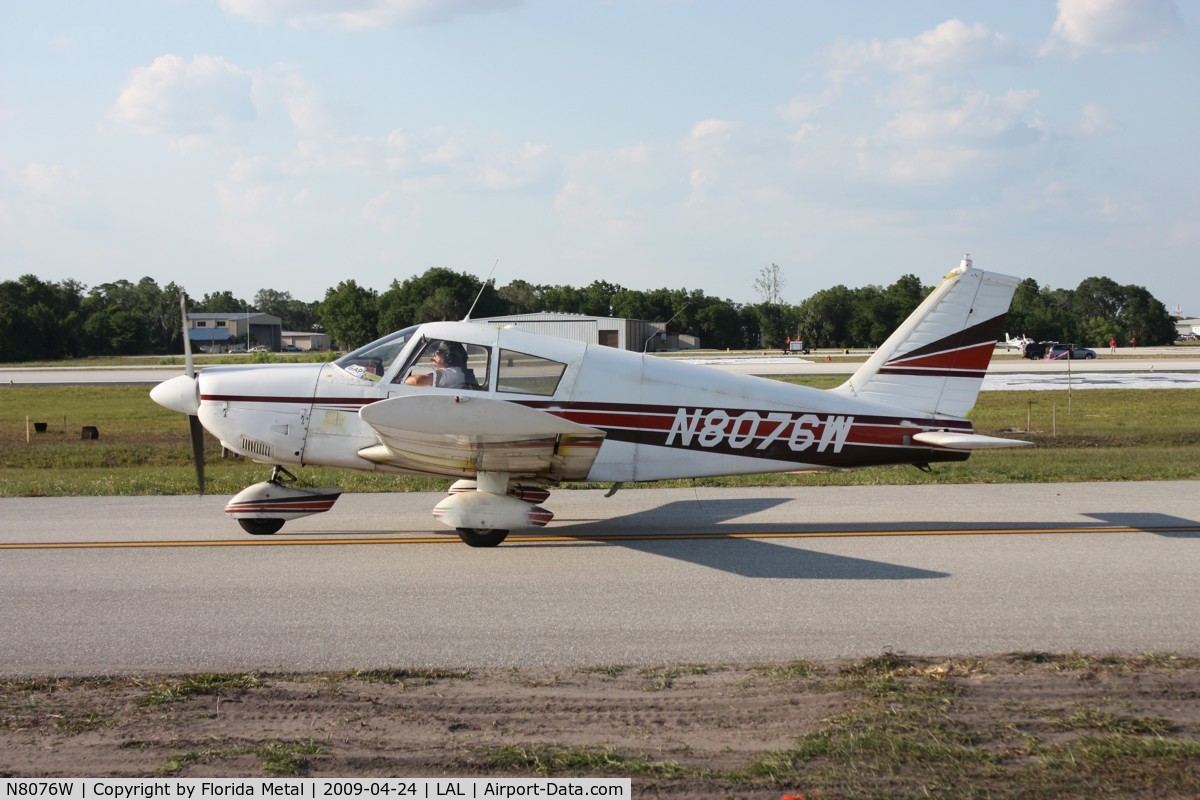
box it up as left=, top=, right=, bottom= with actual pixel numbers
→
left=150, top=374, right=200, bottom=415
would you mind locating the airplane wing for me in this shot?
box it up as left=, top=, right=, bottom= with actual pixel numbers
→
left=357, top=394, right=605, bottom=480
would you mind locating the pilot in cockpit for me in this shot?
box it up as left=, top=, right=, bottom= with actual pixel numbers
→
left=404, top=341, right=468, bottom=388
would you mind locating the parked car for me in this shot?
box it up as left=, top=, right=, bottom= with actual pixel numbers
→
left=248, top=345, right=269, bottom=353
left=1047, top=343, right=1096, bottom=360
left=280, top=344, right=301, bottom=352
left=1022, top=341, right=1053, bottom=359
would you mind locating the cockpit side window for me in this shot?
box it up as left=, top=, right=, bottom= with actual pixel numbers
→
left=398, top=338, right=491, bottom=391
left=497, top=349, right=567, bottom=396
left=463, top=345, right=491, bottom=390
left=334, top=325, right=418, bottom=383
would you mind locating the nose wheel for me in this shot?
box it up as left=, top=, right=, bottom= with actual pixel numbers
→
left=239, top=517, right=285, bottom=536
left=456, top=528, right=509, bottom=547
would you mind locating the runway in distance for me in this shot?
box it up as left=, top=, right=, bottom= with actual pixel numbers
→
left=150, top=256, right=1029, bottom=546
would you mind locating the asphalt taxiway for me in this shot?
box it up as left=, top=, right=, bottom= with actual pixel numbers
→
left=2, top=482, right=1197, bottom=675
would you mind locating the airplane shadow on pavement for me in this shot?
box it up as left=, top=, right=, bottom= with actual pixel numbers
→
left=538, top=498, right=951, bottom=581
left=1085, top=512, right=1200, bottom=539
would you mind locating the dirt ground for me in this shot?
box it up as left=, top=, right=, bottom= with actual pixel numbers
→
left=3, top=652, right=1200, bottom=799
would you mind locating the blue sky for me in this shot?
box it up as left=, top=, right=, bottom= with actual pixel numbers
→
left=2, top=0, right=1197, bottom=315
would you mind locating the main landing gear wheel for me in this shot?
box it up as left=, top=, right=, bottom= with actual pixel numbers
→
left=456, top=528, right=509, bottom=548
left=238, top=518, right=285, bottom=536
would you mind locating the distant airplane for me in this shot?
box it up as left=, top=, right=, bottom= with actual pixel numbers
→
left=998, top=333, right=1033, bottom=351
left=151, top=256, right=1029, bottom=546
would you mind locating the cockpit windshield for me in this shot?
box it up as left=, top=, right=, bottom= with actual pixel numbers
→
left=334, top=325, right=418, bottom=382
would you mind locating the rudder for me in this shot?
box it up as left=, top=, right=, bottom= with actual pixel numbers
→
left=833, top=257, right=1019, bottom=418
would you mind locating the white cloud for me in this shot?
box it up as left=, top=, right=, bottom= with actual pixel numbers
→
left=879, top=89, right=1042, bottom=147
left=213, top=156, right=317, bottom=259
left=858, top=90, right=1044, bottom=185
left=777, top=90, right=835, bottom=122
left=553, top=143, right=682, bottom=245
left=423, top=138, right=468, bottom=166
left=216, top=178, right=272, bottom=216
left=219, top=0, right=520, bottom=30
left=107, top=55, right=256, bottom=149
left=689, top=119, right=739, bottom=142
left=683, top=120, right=763, bottom=205
left=361, top=189, right=431, bottom=233
left=19, top=163, right=88, bottom=204
left=778, top=86, right=1048, bottom=191
left=273, top=66, right=334, bottom=135
left=476, top=142, right=555, bottom=191
left=1078, top=102, right=1118, bottom=136
left=217, top=157, right=273, bottom=214
left=830, top=19, right=1019, bottom=78
left=1096, top=192, right=1150, bottom=223
left=3, top=163, right=97, bottom=244
left=1042, top=0, right=1184, bottom=57
left=384, top=129, right=410, bottom=171
left=782, top=21, right=1050, bottom=191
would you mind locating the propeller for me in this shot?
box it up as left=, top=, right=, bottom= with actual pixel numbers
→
left=146, top=293, right=207, bottom=494
left=181, top=294, right=206, bottom=495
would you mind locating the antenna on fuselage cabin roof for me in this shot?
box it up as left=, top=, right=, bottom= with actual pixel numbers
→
left=645, top=302, right=688, bottom=353
left=463, top=260, right=499, bottom=321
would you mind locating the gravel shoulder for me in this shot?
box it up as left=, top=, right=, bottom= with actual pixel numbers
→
left=4, top=652, right=1200, bottom=799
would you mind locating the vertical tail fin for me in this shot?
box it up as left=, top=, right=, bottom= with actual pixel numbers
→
left=833, top=257, right=1019, bottom=418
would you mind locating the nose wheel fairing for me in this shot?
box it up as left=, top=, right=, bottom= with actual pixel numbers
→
left=224, top=467, right=343, bottom=535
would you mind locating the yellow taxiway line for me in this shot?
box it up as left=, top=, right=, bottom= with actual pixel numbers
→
left=2, top=525, right=1198, bottom=550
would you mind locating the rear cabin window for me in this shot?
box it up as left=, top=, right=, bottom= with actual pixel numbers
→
left=497, top=349, right=567, bottom=396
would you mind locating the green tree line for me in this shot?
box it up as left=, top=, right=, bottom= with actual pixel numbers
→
left=0, top=267, right=1177, bottom=362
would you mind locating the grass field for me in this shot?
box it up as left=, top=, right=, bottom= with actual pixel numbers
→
left=1, top=381, right=1198, bottom=497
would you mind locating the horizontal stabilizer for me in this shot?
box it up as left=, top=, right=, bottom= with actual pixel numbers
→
left=912, top=431, right=1031, bottom=450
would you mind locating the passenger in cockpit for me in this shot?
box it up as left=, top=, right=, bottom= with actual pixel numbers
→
left=405, top=341, right=468, bottom=388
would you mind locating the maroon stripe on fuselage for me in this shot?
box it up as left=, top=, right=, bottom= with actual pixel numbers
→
left=202, top=394, right=373, bottom=406
left=520, top=401, right=972, bottom=430
left=520, top=401, right=973, bottom=468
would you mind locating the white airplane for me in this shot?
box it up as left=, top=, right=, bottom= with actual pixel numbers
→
left=997, top=333, right=1033, bottom=351
left=151, top=257, right=1029, bottom=546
